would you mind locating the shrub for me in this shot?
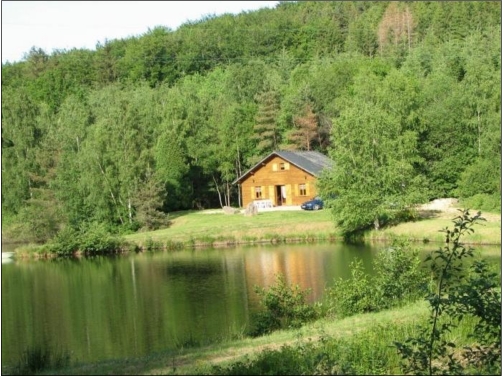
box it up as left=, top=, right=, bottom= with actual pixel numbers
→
left=372, top=241, right=428, bottom=309
left=249, top=274, right=319, bottom=336
left=13, top=344, right=70, bottom=375
left=327, top=260, right=376, bottom=317
left=47, top=226, right=80, bottom=255
left=460, top=193, right=501, bottom=213
left=327, top=241, right=428, bottom=317
left=39, top=222, right=125, bottom=256
left=79, top=224, right=123, bottom=255
left=384, top=208, right=420, bottom=227
left=452, top=259, right=501, bottom=375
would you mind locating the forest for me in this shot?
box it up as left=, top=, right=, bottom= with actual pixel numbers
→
left=1, top=1, right=500, bottom=242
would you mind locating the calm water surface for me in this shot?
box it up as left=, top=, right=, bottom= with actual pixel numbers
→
left=1, top=242, right=499, bottom=368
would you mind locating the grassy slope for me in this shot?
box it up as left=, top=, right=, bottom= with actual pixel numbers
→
left=124, top=209, right=337, bottom=246
left=368, top=209, right=501, bottom=244
left=48, top=301, right=430, bottom=375
left=124, top=208, right=501, bottom=247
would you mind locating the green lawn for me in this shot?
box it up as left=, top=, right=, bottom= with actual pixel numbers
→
left=124, top=207, right=501, bottom=248
left=368, top=209, right=501, bottom=245
left=124, top=209, right=338, bottom=247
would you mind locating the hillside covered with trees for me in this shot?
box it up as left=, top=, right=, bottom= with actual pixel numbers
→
left=2, top=1, right=500, bottom=241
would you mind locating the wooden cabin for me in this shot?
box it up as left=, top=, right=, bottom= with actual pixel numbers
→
left=233, top=151, right=333, bottom=208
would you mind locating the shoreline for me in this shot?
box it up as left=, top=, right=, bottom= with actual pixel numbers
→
left=10, top=232, right=501, bottom=261
left=5, top=206, right=501, bottom=258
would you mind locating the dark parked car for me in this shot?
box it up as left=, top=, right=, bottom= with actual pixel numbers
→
left=301, top=197, right=324, bottom=210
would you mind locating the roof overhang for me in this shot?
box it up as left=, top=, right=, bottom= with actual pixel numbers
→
left=232, top=151, right=276, bottom=185
left=232, top=151, right=323, bottom=185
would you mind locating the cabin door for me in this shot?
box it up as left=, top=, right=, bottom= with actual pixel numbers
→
left=276, top=185, right=285, bottom=206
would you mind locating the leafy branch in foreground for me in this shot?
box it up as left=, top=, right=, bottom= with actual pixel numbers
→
left=394, top=209, right=500, bottom=375
left=453, top=259, right=501, bottom=374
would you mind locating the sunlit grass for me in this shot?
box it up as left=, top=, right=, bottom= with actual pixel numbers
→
left=124, top=207, right=501, bottom=249
left=370, top=209, right=501, bottom=245
left=124, top=209, right=337, bottom=247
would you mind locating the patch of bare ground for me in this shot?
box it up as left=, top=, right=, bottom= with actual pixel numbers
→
left=417, top=198, right=499, bottom=221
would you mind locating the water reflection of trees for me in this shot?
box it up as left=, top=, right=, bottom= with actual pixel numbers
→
left=241, top=243, right=397, bottom=310
left=7, top=244, right=495, bottom=369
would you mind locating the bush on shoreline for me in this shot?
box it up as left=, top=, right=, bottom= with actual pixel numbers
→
left=327, top=240, right=428, bottom=317
left=249, top=274, right=321, bottom=337
left=17, top=222, right=126, bottom=257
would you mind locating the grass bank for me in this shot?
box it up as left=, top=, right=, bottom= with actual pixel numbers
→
left=367, top=209, right=501, bottom=245
left=41, top=299, right=488, bottom=375
left=124, top=209, right=338, bottom=249
left=124, top=207, right=501, bottom=249
left=41, top=301, right=427, bottom=375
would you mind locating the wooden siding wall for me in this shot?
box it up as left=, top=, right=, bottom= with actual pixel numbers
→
left=239, top=156, right=318, bottom=207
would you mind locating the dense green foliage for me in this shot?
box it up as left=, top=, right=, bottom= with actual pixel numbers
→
left=395, top=210, right=501, bottom=375
left=2, top=2, right=500, bottom=240
left=250, top=274, right=320, bottom=337
left=327, top=241, right=428, bottom=317
left=35, top=223, right=126, bottom=256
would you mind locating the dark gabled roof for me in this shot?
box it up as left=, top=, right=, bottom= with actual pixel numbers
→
left=233, top=150, right=333, bottom=184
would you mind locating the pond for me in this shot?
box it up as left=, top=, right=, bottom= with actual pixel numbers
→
left=1, top=242, right=500, bottom=369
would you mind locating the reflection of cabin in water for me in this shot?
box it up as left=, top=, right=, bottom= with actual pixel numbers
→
left=233, top=151, right=333, bottom=208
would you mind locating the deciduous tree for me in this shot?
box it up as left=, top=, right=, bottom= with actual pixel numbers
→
left=319, top=74, right=427, bottom=236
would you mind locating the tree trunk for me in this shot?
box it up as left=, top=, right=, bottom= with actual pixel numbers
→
left=236, top=147, right=242, bottom=207
left=225, top=181, right=231, bottom=207
left=97, top=160, right=124, bottom=224
left=477, top=109, right=481, bottom=156
left=213, top=175, right=224, bottom=208
left=374, top=216, right=380, bottom=231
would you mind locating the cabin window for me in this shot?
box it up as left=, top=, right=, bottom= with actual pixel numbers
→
left=279, top=163, right=286, bottom=170
left=255, top=186, right=262, bottom=199
left=299, top=184, right=307, bottom=196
